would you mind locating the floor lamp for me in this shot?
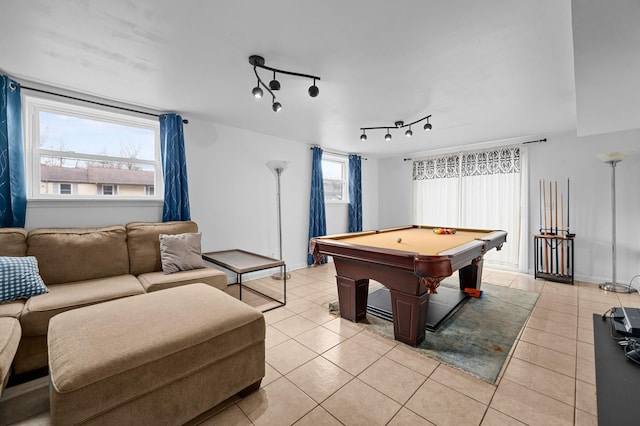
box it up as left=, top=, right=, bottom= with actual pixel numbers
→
left=266, top=160, right=291, bottom=280
left=597, top=152, right=632, bottom=293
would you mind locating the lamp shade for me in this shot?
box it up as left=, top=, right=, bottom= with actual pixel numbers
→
left=596, top=152, right=627, bottom=163
left=266, top=160, right=289, bottom=176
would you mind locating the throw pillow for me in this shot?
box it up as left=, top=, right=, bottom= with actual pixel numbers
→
left=0, top=256, right=49, bottom=303
left=159, top=232, right=206, bottom=274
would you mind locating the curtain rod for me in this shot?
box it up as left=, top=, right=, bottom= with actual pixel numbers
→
left=18, top=84, right=189, bottom=124
left=403, top=138, right=546, bottom=161
left=309, top=147, right=367, bottom=160
left=522, top=138, right=547, bottom=145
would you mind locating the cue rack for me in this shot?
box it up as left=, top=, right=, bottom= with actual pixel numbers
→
left=534, top=179, right=576, bottom=284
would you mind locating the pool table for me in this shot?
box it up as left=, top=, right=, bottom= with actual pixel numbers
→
left=310, top=225, right=507, bottom=346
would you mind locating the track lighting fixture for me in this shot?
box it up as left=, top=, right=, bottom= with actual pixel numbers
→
left=360, top=114, right=432, bottom=141
left=249, top=55, right=321, bottom=113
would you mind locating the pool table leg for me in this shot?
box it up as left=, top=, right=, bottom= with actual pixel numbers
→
left=336, top=276, right=369, bottom=322
left=389, top=290, right=430, bottom=346
left=459, top=256, right=484, bottom=290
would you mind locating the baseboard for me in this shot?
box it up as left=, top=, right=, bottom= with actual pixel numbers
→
left=0, top=375, right=49, bottom=426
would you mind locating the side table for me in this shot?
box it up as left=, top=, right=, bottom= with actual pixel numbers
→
left=202, top=249, right=286, bottom=312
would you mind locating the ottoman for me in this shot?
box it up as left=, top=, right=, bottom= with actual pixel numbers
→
left=48, top=283, right=265, bottom=425
left=0, top=317, right=21, bottom=396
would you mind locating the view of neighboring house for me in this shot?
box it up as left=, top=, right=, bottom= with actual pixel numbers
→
left=39, top=165, right=155, bottom=196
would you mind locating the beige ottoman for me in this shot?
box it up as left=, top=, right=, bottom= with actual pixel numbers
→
left=48, top=283, right=265, bottom=425
left=0, top=317, right=21, bottom=397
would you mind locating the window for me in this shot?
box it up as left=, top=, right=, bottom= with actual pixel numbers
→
left=23, top=95, right=162, bottom=200
left=412, top=146, right=524, bottom=269
left=58, top=183, right=72, bottom=195
left=322, top=156, right=348, bottom=202
left=102, top=184, right=115, bottom=196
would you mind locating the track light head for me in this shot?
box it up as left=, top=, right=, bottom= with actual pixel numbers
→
left=252, top=86, right=263, bottom=99
left=269, top=71, right=281, bottom=91
left=360, top=131, right=367, bottom=141
left=405, top=127, right=413, bottom=137
left=272, top=101, right=282, bottom=112
left=385, top=129, right=392, bottom=141
left=423, top=116, right=432, bottom=131
left=308, top=79, right=319, bottom=97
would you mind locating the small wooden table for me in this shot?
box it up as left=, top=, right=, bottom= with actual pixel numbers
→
left=202, top=249, right=286, bottom=311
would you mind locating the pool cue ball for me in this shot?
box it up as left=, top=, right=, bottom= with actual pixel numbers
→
left=396, top=237, right=402, bottom=243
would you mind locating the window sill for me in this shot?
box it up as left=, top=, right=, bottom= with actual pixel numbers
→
left=27, top=198, right=163, bottom=208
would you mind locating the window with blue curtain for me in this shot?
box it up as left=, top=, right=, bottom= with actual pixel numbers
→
left=0, top=76, right=27, bottom=227
left=159, top=113, right=190, bottom=222
left=307, top=147, right=327, bottom=265
left=348, top=154, right=362, bottom=232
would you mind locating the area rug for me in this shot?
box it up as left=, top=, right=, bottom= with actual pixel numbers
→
left=329, top=282, right=539, bottom=383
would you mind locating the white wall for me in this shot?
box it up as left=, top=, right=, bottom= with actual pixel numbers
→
left=377, top=129, right=640, bottom=284
left=379, top=157, right=413, bottom=228
left=185, top=119, right=310, bottom=272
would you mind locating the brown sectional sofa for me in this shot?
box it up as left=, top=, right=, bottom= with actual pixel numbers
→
left=0, top=221, right=227, bottom=384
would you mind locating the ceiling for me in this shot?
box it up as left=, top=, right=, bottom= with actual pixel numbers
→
left=0, top=0, right=579, bottom=157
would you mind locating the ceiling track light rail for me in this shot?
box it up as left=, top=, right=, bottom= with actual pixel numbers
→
left=360, top=115, right=432, bottom=141
left=249, top=55, right=321, bottom=112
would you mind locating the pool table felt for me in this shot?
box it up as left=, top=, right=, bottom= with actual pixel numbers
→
left=321, top=227, right=491, bottom=256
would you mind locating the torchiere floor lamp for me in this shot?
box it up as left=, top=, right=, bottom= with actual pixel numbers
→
left=266, top=160, right=291, bottom=280
left=597, top=152, right=632, bottom=293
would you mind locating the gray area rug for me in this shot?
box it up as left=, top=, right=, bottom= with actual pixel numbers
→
left=329, top=282, right=539, bottom=383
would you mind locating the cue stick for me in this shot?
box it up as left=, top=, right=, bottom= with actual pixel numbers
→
left=567, top=178, right=570, bottom=231
left=543, top=179, right=549, bottom=273
left=539, top=180, right=542, bottom=233
left=555, top=181, right=558, bottom=235
left=539, top=180, right=543, bottom=272
left=549, top=179, right=554, bottom=273
left=555, top=180, right=559, bottom=274
left=549, top=180, right=554, bottom=233
left=561, top=193, right=565, bottom=276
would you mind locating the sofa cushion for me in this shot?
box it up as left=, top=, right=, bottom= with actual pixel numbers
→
left=20, top=274, right=144, bottom=336
left=0, top=256, right=49, bottom=304
left=0, top=318, right=21, bottom=396
left=0, top=299, right=25, bottom=319
left=137, top=267, right=227, bottom=292
left=0, top=228, right=27, bottom=257
left=27, top=226, right=129, bottom=285
left=159, top=232, right=206, bottom=274
left=127, top=221, right=199, bottom=275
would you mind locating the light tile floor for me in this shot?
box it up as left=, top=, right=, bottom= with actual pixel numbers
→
left=202, top=263, right=640, bottom=426
left=12, top=263, right=640, bottom=425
